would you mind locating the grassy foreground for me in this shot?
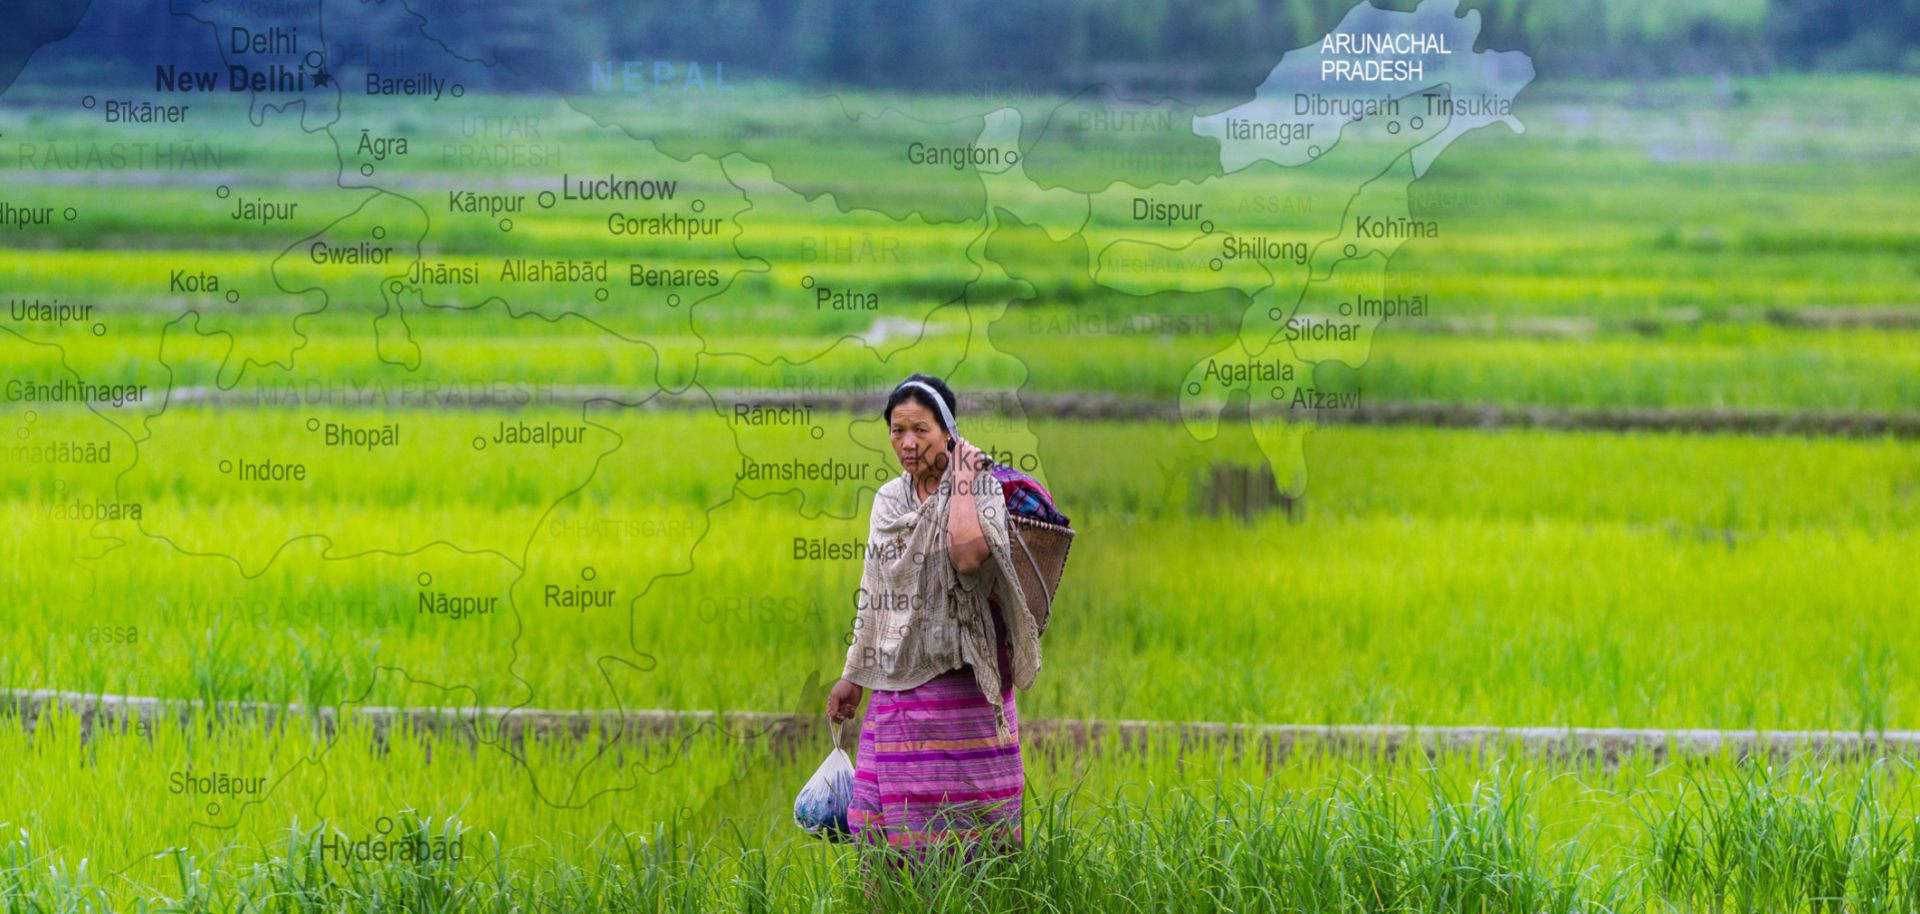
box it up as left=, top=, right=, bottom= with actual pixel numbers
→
left=11, top=706, right=1920, bottom=912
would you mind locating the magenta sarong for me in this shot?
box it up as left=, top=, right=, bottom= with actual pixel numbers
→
left=847, top=666, right=1023, bottom=855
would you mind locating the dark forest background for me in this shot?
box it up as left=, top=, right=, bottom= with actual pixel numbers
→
left=13, top=0, right=1920, bottom=92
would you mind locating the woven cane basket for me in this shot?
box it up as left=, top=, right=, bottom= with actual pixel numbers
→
left=1008, top=515, right=1074, bottom=634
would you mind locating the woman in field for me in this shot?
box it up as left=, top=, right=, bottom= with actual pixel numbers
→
left=826, top=373, right=1043, bottom=863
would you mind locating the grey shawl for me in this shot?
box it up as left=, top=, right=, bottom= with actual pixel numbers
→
left=841, top=467, right=1043, bottom=738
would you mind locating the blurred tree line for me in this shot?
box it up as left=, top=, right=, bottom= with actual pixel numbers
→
left=605, top=0, right=1919, bottom=87
left=30, top=0, right=1920, bottom=91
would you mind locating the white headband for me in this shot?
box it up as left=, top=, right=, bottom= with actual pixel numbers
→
left=894, top=380, right=958, bottom=434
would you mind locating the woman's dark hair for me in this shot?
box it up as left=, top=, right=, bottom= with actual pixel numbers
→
left=883, top=373, right=958, bottom=432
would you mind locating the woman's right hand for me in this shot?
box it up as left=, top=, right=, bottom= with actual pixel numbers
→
left=951, top=436, right=989, bottom=476
left=827, top=678, right=864, bottom=723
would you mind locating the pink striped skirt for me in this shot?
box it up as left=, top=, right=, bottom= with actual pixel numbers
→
left=848, top=666, right=1024, bottom=857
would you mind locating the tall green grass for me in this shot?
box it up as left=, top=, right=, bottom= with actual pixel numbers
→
left=12, top=705, right=1920, bottom=912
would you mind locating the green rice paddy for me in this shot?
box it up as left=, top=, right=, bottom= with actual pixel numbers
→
left=2, top=74, right=1916, bottom=910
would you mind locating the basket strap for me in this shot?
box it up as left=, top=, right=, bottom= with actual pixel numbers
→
left=1012, top=530, right=1053, bottom=620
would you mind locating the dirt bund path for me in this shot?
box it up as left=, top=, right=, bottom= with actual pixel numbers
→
left=7, top=689, right=1918, bottom=765
left=167, top=385, right=1920, bottom=439
left=1403, top=305, right=1920, bottom=337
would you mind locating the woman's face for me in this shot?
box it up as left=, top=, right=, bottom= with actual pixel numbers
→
left=888, top=399, right=950, bottom=477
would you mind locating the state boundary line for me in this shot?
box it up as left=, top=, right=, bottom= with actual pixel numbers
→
left=8, top=689, right=1919, bottom=765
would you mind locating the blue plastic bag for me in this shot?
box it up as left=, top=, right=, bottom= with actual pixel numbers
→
left=794, top=721, right=854, bottom=839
